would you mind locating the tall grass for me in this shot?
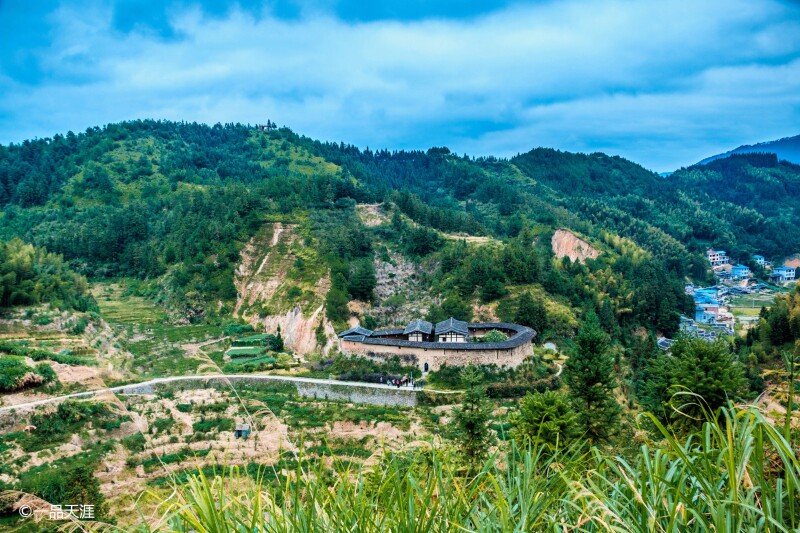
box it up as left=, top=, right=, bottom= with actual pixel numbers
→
left=108, top=399, right=799, bottom=533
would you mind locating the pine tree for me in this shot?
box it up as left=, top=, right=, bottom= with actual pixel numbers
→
left=449, top=365, right=495, bottom=467
left=666, top=337, right=746, bottom=426
left=564, top=312, right=620, bottom=443
left=510, top=390, right=578, bottom=452
left=514, top=292, right=547, bottom=333
left=348, top=259, right=377, bottom=301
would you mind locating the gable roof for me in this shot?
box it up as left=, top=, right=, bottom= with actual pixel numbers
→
left=434, top=317, right=469, bottom=336
left=403, top=319, right=433, bottom=335
left=337, top=326, right=373, bottom=338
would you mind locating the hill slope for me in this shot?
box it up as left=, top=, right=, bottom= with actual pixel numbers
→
left=698, top=134, right=800, bottom=166
left=0, top=120, right=799, bottom=350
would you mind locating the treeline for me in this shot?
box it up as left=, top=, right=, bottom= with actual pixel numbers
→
left=0, top=238, right=95, bottom=311
left=742, top=284, right=800, bottom=362
left=0, top=121, right=376, bottom=319
left=2, top=120, right=799, bottom=325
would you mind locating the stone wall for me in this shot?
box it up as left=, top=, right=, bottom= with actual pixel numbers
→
left=295, top=382, right=417, bottom=407
left=340, top=339, right=532, bottom=371
left=151, top=376, right=418, bottom=407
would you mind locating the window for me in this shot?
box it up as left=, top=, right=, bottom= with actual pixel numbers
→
left=424, top=362, right=429, bottom=372
left=409, top=333, right=423, bottom=342
left=438, top=333, right=465, bottom=343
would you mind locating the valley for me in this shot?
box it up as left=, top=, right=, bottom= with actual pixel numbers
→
left=0, top=121, right=798, bottom=530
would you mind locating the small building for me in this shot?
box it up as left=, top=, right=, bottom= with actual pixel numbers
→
left=731, top=265, right=751, bottom=280
left=707, top=249, right=729, bottom=267
left=234, top=424, right=251, bottom=438
left=435, top=317, right=469, bottom=343
left=753, top=255, right=766, bottom=266
left=403, top=319, right=433, bottom=342
left=772, top=267, right=797, bottom=283
left=657, top=337, right=674, bottom=351
left=695, top=306, right=716, bottom=325
left=680, top=315, right=698, bottom=334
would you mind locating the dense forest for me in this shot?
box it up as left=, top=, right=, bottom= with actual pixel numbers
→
left=0, top=120, right=797, bottom=340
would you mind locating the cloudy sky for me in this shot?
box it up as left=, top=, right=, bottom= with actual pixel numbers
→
left=1, top=0, right=799, bottom=171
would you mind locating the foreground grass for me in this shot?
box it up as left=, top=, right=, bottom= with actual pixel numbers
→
left=25, top=399, right=794, bottom=532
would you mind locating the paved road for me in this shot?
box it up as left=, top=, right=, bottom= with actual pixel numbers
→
left=0, top=373, right=451, bottom=413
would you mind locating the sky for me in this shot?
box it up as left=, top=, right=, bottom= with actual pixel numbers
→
left=1, top=0, right=799, bottom=171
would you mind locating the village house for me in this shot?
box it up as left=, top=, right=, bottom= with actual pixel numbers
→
left=338, top=318, right=535, bottom=372
left=695, top=305, right=717, bottom=325
left=772, top=266, right=797, bottom=283
left=753, top=254, right=766, bottom=267
left=707, top=249, right=729, bottom=267
left=731, top=265, right=751, bottom=280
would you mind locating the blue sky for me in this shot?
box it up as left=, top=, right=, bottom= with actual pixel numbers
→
left=1, top=0, right=799, bottom=171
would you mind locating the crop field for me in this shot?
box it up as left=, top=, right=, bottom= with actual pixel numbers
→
left=92, top=281, right=224, bottom=378
left=0, top=379, right=438, bottom=529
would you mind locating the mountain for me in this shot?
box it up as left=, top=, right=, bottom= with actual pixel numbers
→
left=698, top=134, right=800, bottom=166
left=0, top=120, right=799, bottom=346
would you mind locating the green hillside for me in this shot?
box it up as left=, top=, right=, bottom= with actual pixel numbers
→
left=1, top=121, right=800, bottom=531
left=1, top=121, right=799, bottom=338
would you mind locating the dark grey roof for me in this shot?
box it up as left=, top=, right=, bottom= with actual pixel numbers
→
left=404, top=319, right=433, bottom=335
left=434, top=317, right=469, bottom=336
left=354, top=322, right=535, bottom=350
left=371, top=328, right=404, bottom=336
left=337, top=326, right=373, bottom=338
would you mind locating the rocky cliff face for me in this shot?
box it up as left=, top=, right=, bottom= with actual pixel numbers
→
left=234, top=222, right=335, bottom=354
left=551, top=229, right=599, bottom=263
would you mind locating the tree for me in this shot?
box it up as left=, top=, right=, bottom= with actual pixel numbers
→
left=514, top=292, right=547, bottom=333
left=428, top=296, right=473, bottom=324
left=479, top=278, right=507, bottom=303
left=348, top=259, right=377, bottom=301
left=509, top=390, right=578, bottom=452
left=563, top=312, right=620, bottom=443
left=449, top=365, right=495, bottom=467
left=482, top=329, right=508, bottom=343
left=666, top=337, right=746, bottom=427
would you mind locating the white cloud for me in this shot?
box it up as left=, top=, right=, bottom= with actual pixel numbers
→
left=2, top=0, right=799, bottom=170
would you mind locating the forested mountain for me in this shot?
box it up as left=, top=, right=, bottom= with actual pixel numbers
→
left=0, top=120, right=798, bottom=339
left=698, top=134, right=800, bottom=166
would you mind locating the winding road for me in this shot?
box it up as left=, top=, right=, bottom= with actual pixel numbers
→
left=1, top=362, right=562, bottom=414
left=0, top=373, right=449, bottom=413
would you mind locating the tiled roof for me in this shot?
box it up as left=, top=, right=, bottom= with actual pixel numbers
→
left=403, top=319, right=433, bottom=335
left=372, top=328, right=405, bottom=335
left=434, top=317, right=469, bottom=336
left=337, top=326, right=373, bottom=338
left=351, top=322, right=535, bottom=350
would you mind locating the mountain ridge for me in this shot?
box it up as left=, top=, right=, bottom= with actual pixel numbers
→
left=697, top=134, right=800, bottom=166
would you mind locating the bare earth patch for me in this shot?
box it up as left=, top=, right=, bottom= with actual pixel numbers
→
left=551, top=229, right=600, bottom=263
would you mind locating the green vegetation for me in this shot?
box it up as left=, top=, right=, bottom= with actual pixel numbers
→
left=3, top=121, right=800, bottom=530
left=509, top=390, right=578, bottom=451
left=128, top=402, right=799, bottom=532
left=563, top=312, right=621, bottom=443
left=0, top=356, right=57, bottom=392
left=12, top=400, right=119, bottom=452
left=447, top=366, right=495, bottom=466
left=0, top=239, right=96, bottom=311
left=308, top=353, right=421, bottom=383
